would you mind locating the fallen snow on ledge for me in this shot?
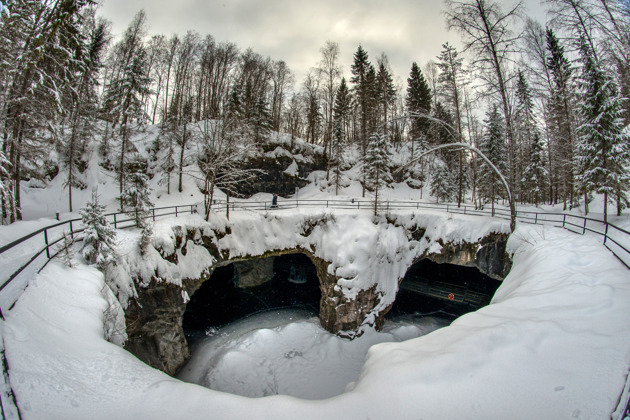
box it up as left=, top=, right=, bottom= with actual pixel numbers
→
left=2, top=216, right=630, bottom=419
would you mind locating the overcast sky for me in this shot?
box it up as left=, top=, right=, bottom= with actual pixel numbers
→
left=98, top=0, right=548, bottom=88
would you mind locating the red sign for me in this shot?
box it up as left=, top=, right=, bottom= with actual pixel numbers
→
left=448, top=293, right=455, bottom=301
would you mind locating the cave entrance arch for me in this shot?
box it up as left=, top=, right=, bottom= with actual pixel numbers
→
left=183, top=253, right=322, bottom=344
left=388, top=259, right=502, bottom=321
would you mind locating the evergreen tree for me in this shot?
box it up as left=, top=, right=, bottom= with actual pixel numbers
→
left=121, top=166, right=154, bottom=228
left=376, top=57, right=396, bottom=134
left=430, top=162, right=456, bottom=203
left=251, top=95, right=273, bottom=143
left=0, top=0, right=94, bottom=221
left=103, top=44, right=151, bottom=198
left=63, top=17, right=108, bottom=213
left=575, top=34, right=630, bottom=221
left=350, top=45, right=373, bottom=154
left=521, top=132, right=548, bottom=206
left=363, top=131, right=393, bottom=215
left=80, top=189, right=117, bottom=268
left=406, top=62, right=432, bottom=152
left=546, top=28, right=576, bottom=207
left=479, top=104, right=508, bottom=213
left=55, top=232, right=76, bottom=268
left=514, top=69, right=538, bottom=203
left=436, top=42, right=466, bottom=206
left=331, top=78, right=351, bottom=195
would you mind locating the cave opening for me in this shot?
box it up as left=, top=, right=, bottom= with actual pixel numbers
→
left=182, top=253, right=321, bottom=345
left=388, top=259, right=503, bottom=322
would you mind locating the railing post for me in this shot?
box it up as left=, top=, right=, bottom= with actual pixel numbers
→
left=604, top=223, right=609, bottom=246
left=44, top=230, right=50, bottom=259
left=583, top=217, right=587, bottom=235
left=114, top=213, right=117, bottom=229
left=535, top=213, right=538, bottom=224
left=175, top=206, right=178, bottom=217
left=152, top=208, right=155, bottom=221
left=562, top=214, right=566, bottom=228
left=327, top=200, right=329, bottom=208
left=70, top=220, right=74, bottom=240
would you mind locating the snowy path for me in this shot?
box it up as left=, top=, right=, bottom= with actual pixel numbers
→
left=2, top=223, right=630, bottom=419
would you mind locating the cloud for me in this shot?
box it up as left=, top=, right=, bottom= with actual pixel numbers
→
left=98, top=0, right=544, bottom=85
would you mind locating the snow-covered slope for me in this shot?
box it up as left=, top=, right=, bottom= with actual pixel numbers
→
left=3, top=214, right=630, bottom=419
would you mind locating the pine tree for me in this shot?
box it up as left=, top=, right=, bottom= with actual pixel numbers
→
left=479, top=104, right=508, bottom=214
left=521, top=132, right=548, bottom=206
left=575, top=34, right=630, bottom=221
left=430, top=162, right=456, bottom=203
left=331, top=78, right=351, bottom=195
left=364, top=132, right=393, bottom=215
left=80, top=189, right=117, bottom=268
left=121, top=166, right=153, bottom=228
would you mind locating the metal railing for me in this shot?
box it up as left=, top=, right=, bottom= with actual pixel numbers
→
left=210, top=198, right=630, bottom=270
left=0, top=198, right=628, bottom=420
left=0, top=203, right=198, bottom=309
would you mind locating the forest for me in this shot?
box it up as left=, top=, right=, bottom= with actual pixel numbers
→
left=0, top=0, right=628, bottom=225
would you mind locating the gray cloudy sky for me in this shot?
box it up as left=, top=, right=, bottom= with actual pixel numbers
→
left=99, top=0, right=547, bottom=87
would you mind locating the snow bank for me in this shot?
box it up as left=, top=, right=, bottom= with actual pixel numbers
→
left=3, top=216, right=630, bottom=419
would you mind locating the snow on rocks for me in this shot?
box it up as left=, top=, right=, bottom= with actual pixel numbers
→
left=2, top=217, right=630, bottom=419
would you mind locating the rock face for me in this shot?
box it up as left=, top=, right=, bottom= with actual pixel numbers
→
left=236, top=142, right=326, bottom=197
left=118, top=218, right=512, bottom=376
left=233, top=258, right=274, bottom=288
left=423, top=234, right=512, bottom=280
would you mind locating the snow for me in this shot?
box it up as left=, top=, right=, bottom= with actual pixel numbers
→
left=177, top=310, right=448, bottom=400
left=1, top=122, right=630, bottom=418
left=283, top=160, right=299, bottom=177
left=2, top=214, right=630, bottom=419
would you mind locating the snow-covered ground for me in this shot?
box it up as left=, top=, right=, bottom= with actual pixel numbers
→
left=177, top=310, right=449, bottom=400
left=2, top=215, right=630, bottom=419
left=1, top=127, right=629, bottom=418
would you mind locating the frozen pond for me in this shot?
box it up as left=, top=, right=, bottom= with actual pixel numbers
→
left=177, top=309, right=448, bottom=399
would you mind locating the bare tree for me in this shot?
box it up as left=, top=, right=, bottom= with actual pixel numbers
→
left=317, top=41, right=342, bottom=170
left=445, top=0, right=523, bottom=193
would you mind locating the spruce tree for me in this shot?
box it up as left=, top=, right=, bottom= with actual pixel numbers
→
left=406, top=62, right=432, bottom=153
left=376, top=58, right=396, bottom=134
left=479, top=105, right=509, bottom=214
left=521, top=132, right=548, bottom=206
left=514, top=69, right=538, bottom=203
left=350, top=45, right=373, bottom=154
left=331, top=78, right=351, bottom=195
left=546, top=28, right=576, bottom=207
left=575, top=34, right=630, bottom=221
left=80, top=189, right=117, bottom=268
left=103, top=44, right=151, bottom=198
left=430, top=162, right=456, bottom=203
left=363, top=132, right=393, bottom=215
left=121, top=166, right=154, bottom=228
